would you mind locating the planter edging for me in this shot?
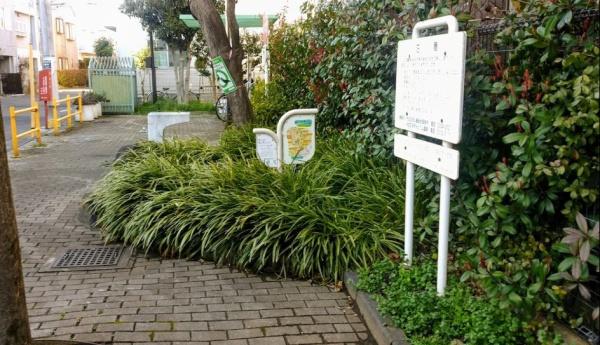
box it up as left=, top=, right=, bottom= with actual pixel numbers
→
left=344, top=271, right=410, bottom=345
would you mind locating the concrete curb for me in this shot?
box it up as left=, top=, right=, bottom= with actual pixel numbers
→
left=344, top=271, right=410, bottom=345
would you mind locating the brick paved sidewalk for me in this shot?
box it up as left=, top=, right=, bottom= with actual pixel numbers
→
left=8, top=115, right=371, bottom=345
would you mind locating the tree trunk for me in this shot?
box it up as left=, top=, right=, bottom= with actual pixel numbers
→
left=183, top=50, right=191, bottom=103
left=0, top=100, right=32, bottom=344
left=171, top=47, right=183, bottom=104
left=190, top=0, right=252, bottom=124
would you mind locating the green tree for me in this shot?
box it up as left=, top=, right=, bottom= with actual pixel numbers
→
left=93, top=37, right=115, bottom=57
left=190, top=0, right=252, bottom=124
left=241, top=30, right=261, bottom=83
left=121, top=0, right=208, bottom=103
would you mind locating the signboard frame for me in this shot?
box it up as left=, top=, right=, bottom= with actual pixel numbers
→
left=393, top=16, right=467, bottom=296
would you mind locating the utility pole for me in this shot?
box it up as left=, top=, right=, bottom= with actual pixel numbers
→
left=149, top=30, right=157, bottom=103
left=37, top=0, right=58, bottom=101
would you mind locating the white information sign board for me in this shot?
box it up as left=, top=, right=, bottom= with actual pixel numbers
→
left=253, top=109, right=318, bottom=169
left=394, top=134, right=459, bottom=180
left=281, top=115, right=316, bottom=164
left=255, top=131, right=280, bottom=169
left=394, top=31, right=466, bottom=144
left=392, top=16, right=467, bottom=296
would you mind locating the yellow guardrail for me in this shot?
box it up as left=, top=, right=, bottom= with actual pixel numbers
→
left=52, top=92, right=83, bottom=135
left=9, top=103, right=42, bottom=158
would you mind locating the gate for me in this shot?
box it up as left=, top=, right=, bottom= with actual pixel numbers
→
left=88, top=57, right=137, bottom=114
left=1, top=73, right=23, bottom=94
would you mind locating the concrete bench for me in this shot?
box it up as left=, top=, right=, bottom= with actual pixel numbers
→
left=147, top=112, right=190, bottom=143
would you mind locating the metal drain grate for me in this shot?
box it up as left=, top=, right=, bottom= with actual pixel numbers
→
left=52, top=246, right=123, bottom=268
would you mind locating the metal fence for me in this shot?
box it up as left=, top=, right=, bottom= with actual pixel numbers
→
left=89, top=57, right=137, bottom=114
left=467, top=8, right=599, bottom=56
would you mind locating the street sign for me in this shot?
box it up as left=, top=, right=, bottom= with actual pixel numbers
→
left=393, top=16, right=467, bottom=296
left=394, top=30, right=466, bottom=144
left=394, top=134, right=459, bottom=180
left=281, top=114, right=316, bottom=164
left=212, top=56, right=237, bottom=95
left=39, top=69, right=52, bottom=101
left=254, top=129, right=280, bottom=169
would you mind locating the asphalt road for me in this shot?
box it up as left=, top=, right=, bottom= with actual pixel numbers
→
left=1, top=90, right=85, bottom=150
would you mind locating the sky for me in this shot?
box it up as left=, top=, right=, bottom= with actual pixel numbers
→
left=65, top=0, right=304, bottom=56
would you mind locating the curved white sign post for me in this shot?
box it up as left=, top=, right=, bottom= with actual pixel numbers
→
left=253, top=108, right=318, bottom=169
left=394, top=16, right=467, bottom=296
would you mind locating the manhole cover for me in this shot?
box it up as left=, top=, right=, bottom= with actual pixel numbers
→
left=52, top=246, right=123, bottom=268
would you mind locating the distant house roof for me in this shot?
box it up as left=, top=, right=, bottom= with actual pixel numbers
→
left=179, top=14, right=278, bottom=29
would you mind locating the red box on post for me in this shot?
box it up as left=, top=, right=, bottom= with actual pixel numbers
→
left=39, top=69, right=52, bottom=101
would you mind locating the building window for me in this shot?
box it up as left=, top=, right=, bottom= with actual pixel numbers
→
left=0, top=7, right=6, bottom=29
left=58, top=57, right=68, bottom=70
left=66, top=23, right=74, bottom=40
left=55, top=17, right=64, bottom=34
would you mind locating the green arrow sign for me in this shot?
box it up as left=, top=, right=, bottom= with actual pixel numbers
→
left=212, top=56, right=237, bottom=95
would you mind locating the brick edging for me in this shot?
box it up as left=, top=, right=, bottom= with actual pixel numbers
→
left=344, top=272, right=410, bottom=345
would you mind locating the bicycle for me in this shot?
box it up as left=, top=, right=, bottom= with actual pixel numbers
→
left=214, top=82, right=254, bottom=122
left=143, top=88, right=177, bottom=103
left=215, top=94, right=231, bottom=122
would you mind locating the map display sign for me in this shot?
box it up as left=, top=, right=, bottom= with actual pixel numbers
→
left=282, top=115, right=316, bottom=164
left=255, top=132, right=279, bottom=168
left=394, top=32, right=467, bottom=144
left=212, top=56, right=237, bottom=95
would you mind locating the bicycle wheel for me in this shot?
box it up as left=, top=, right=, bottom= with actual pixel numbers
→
left=215, top=94, right=230, bottom=122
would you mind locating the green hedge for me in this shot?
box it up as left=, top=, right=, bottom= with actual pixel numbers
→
left=87, top=128, right=425, bottom=280
left=57, top=69, right=88, bottom=88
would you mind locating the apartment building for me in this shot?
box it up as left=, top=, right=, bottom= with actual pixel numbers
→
left=0, top=0, right=41, bottom=73
left=51, top=3, right=78, bottom=70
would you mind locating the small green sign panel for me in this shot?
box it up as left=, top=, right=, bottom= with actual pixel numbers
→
left=212, top=56, right=237, bottom=95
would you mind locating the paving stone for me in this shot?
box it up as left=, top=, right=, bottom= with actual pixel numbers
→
left=208, top=320, right=244, bottom=330
left=248, top=337, right=286, bottom=345
left=265, top=326, right=300, bottom=336
left=153, top=331, right=191, bottom=341
left=322, top=332, right=359, bottom=342
left=280, top=316, right=314, bottom=325
left=212, top=340, right=248, bottom=345
left=286, top=334, right=323, bottom=344
left=228, top=328, right=264, bottom=339
left=191, top=330, right=227, bottom=341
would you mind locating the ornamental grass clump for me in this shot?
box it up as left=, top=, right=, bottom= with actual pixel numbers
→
left=87, top=127, right=418, bottom=280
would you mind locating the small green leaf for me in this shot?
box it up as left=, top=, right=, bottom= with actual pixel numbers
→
left=557, top=10, right=573, bottom=29
left=509, top=292, right=522, bottom=303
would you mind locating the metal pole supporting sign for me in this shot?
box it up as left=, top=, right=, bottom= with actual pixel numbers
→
left=393, top=16, right=467, bottom=296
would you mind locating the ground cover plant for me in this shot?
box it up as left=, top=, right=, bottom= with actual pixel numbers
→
left=87, top=128, right=426, bottom=280
left=357, top=259, right=524, bottom=345
left=135, top=98, right=215, bottom=114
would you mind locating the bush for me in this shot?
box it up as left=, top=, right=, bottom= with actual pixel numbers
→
left=79, top=91, right=108, bottom=105
left=57, top=69, right=88, bottom=88
left=87, top=128, right=428, bottom=280
left=357, top=259, right=527, bottom=344
left=135, top=98, right=215, bottom=114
